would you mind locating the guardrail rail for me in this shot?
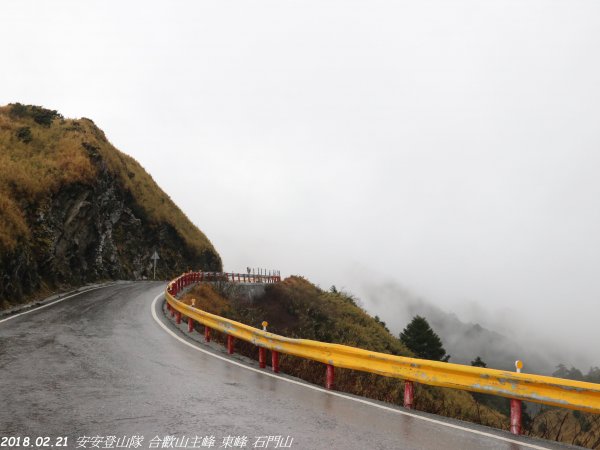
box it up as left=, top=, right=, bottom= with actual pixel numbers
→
left=164, top=271, right=600, bottom=436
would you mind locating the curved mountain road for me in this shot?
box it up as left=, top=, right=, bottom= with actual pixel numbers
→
left=0, top=282, right=577, bottom=449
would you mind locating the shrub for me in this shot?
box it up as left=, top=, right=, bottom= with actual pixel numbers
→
left=8, top=103, right=63, bottom=127
left=9, top=103, right=28, bottom=118
left=16, top=126, right=32, bottom=143
left=30, top=106, right=63, bottom=127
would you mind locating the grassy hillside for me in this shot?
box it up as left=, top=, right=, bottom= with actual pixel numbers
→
left=531, top=409, right=600, bottom=448
left=0, top=104, right=216, bottom=257
left=181, top=276, right=508, bottom=430
left=0, top=103, right=221, bottom=305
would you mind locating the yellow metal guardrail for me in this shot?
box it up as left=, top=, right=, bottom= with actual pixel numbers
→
left=165, top=273, right=600, bottom=415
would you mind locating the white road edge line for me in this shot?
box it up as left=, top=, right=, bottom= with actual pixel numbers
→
left=151, top=293, right=551, bottom=450
left=0, top=284, right=115, bottom=324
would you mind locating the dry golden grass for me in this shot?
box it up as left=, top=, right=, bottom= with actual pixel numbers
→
left=530, top=409, right=600, bottom=448
left=0, top=104, right=219, bottom=263
left=181, top=284, right=232, bottom=316
left=0, top=191, right=29, bottom=250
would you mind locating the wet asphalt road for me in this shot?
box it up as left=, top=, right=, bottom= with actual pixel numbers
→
left=0, top=282, right=578, bottom=450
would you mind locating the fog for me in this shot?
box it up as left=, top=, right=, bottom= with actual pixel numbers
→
left=359, top=279, right=596, bottom=374
left=2, top=1, right=600, bottom=371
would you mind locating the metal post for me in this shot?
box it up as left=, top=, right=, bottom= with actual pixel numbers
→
left=510, top=360, right=524, bottom=435
left=188, top=317, right=194, bottom=333
left=272, top=351, right=280, bottom=373
left=227, top=335, right=235, bottom=354
left=204, top=326, right=211, bottom=342
left=510, top=399, right=522, bottom=435
left=326, top=364, right=335, bottom=390
left=259, top=348, right=266, bottom=368
left=404, top=380, right=414, bottom=409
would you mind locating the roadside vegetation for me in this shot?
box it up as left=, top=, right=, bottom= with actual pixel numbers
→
left=525, top=365, right=600, bottom=448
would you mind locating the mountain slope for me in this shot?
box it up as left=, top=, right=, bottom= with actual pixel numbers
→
left=0, top=103, right=221, bottom=306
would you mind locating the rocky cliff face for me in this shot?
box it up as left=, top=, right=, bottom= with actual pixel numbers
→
left=0, top=104, right=221, bottom=307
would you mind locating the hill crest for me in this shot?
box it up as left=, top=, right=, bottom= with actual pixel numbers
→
left=0, top=103, right=221, bottom=305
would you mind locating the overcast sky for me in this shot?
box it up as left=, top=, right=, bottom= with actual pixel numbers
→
left=2, top=1, right=600, bottom=367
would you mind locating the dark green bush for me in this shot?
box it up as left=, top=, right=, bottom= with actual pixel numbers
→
left=9, top=103, right=28, bottom=118
left=8, top=103, right=63, bottom=127
left=16, top=127, right=32, bottom=143
left=30, top=106, right=63, bottom=127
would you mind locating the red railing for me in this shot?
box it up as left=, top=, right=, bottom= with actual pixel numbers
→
left=167, top=271, right=281, bottom=296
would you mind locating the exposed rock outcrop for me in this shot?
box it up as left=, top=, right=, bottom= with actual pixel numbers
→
left=0, top=104, right=221, bottom=306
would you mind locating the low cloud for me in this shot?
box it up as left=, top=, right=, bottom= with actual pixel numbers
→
left=358, top=280, right=596, bottom=375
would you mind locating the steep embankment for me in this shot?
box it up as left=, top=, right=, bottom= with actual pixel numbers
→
left=181, top=276, right=508, bottom=431
left=0, top=103, right=221, bottom=307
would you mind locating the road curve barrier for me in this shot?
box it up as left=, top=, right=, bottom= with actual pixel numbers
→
left=164, top=272, right=600, bottom=435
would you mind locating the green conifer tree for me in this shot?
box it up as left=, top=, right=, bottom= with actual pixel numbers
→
left=399, top=315, right=449, bottom=361
left=471, top=356, right=487, bottom=368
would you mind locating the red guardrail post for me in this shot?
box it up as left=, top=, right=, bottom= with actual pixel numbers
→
left=188, top=317, right=194, bottom=333
left=170, top=305, right=175, bottom=317
left=403, top=381, right=414, bottom=409
left=259, top=347, right=266, bottom=368
left=510, top=360, right=524, bottom=435
left=176, top=311, right=182, bottom=325
left=326, top=364, right=334, bottom=389
left=204, top=326, right=211, bottom=342
left=227, top=335, right=235, bottom=354
left=510, top=400, right=522, bottom=435
left=272, top=351, right=280, bottom=373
